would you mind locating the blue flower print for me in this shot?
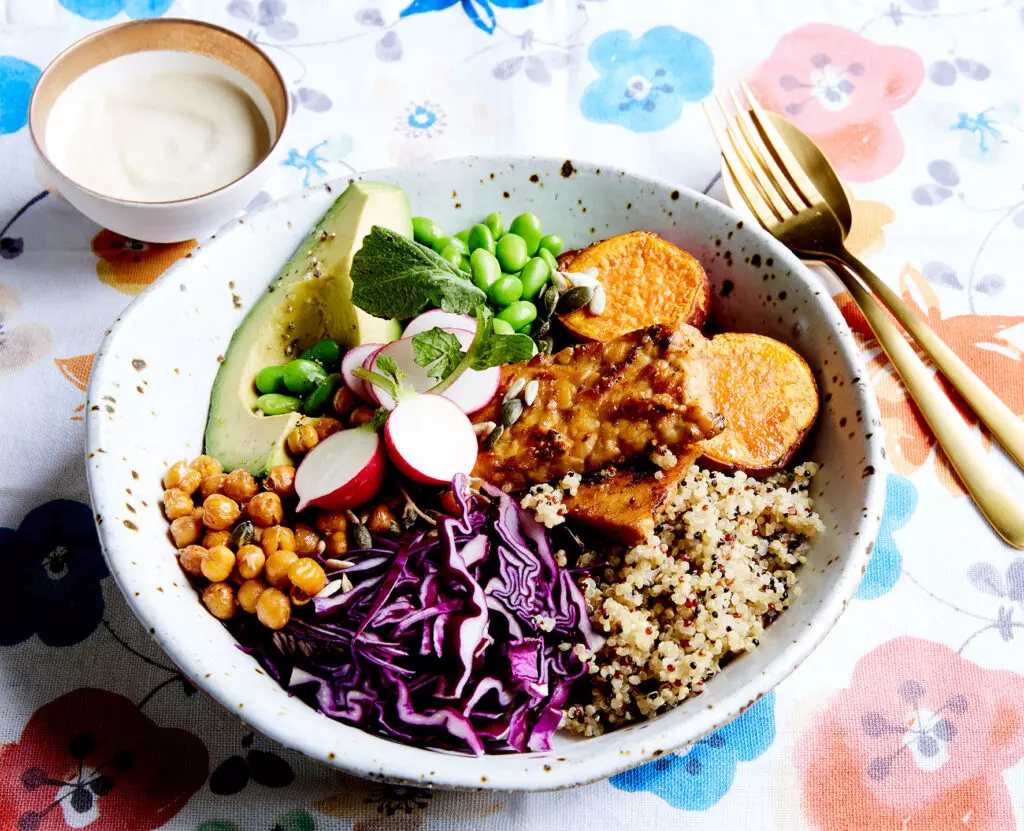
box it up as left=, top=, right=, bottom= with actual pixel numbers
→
left=857, top=474, right=917, bottom=600
left=0, top=57, right=41, bottom=135
left=610, top=692, right=775, bottom=810
left=59, top=0, right=173, bottom=20
left=400, top=0, right=541, bottom=35
left=581, top=27, right=713, bottom=133
left=0, top=499, right=108, bottom=647
left=282, top=141, right=329, bottom=188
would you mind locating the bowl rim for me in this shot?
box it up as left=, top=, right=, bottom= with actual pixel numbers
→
left=28, top=17, right=290, bottom=208
left=86, top=154, right=886, bottom=790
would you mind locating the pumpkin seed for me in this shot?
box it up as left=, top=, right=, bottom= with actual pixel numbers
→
left=474, top=420, right=497, bottom=439
left=537, top=335, right=554, bottom=354
left=532, top=319, right=551, bottom=339
left=540, top=284, right=560, bottom=319
left=503, top=377, right=526, bottom=402
left=556, top=285, right=593, bottom=314
left=401, top=503, right=419, bottom=530
left=352, top=521, right=372, bottom=550
left=316, top=580, right=343, bottom=598
left=484, top=423, right=505, bottom=449
left=229, top=520, right=255, bottom=549
left=501, top=398, right=524, bottom=427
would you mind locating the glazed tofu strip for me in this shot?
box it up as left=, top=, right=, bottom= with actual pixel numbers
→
left=472, top=324, right=724, bottom=491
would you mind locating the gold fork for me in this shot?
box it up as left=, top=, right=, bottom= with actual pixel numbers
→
left=703, top=84, right=1024, bottom=549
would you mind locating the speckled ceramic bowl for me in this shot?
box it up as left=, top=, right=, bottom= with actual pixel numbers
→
left=86, top=155, right=885, bottom=791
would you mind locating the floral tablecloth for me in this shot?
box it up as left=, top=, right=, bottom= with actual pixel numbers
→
left=2, top=0, right=1024, bottom=828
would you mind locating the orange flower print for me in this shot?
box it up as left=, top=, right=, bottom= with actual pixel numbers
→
left=749, top=24, right=924, bottom=182
left=0, top=282, right=52, bottom=375
left=796, top=637, right=1024, bottom=830
left=92, top=230, right=197, bottom=296
left=846, top=199, right=895, bottom=259
left=54, top=353, right=94, bottom=391
left=835, top=265, right=1024, bottom=496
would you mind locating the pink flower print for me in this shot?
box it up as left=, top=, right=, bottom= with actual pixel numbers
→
left=749, top=24, right=924, bottom=182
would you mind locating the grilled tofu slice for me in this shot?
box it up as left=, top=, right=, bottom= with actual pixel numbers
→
left=562, top=447, right=701, bottom=546
left=472, top=324, right=724, bottom=491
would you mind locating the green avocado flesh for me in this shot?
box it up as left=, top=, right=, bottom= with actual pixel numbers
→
left=205, top=181, right=411, bottom=474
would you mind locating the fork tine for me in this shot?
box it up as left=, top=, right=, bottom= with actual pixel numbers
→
left=739, top=81, right=823, bottom=204
left=701, top=101, right=777, bottom=228
left=727, top=88, right=803, bottom=214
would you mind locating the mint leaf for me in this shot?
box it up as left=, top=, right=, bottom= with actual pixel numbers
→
left=412, top=327, right=464, bottom=381
left=377, top=354, right=401, bottom=380
left=351, top=226, right=486, bottom=319
left=470, top=331, right=535, bottom=370
left=369, top=407, right=389, bottom=431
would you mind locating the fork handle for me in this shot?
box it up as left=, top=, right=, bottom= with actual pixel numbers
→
left=823, top=255, right=1024, bottom=549
left=834, top=248, right=1024, bottom=471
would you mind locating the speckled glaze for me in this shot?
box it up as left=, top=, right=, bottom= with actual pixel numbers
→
left=86, top=156, right=885, bottom=791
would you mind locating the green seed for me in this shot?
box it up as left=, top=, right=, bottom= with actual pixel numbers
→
left=352, top=521, right=373, bottom=549
left=302, top=338, right=341, bottom=368
left=537, top=247, right=559, bottom=274
left=230, top=520, right=255, bottom=549
left=484, top=211, right=504, bottom=240
left=540, top=284, right=560, bottom=319
left=519, top=257, right=551, bottom=300
left=533, top=318, right=551, bottom=338
left=489, top=275, right=524, bottom=307
left=440, top=243, right=468, bottom=273
left=412, top=217, right=445, bottom=249
left=509, top=213, right=543, bottom=256
left=432, top=235, right=468, bottom=256
left=303, top=372, right=342, bottom=416
left=254, top=365, right=287, bottom=395
left=492, top=318, right=516, bottom=335
left=483, top=423, right=504, bottom=450
left=536, top=335, right=554, bottom=354
left=556, top=285, right=593, bottom=315
left=454, top=229, right=471, bottom=246
left=470, top=248, right=501, bottom=290
left=501, top=398, right=524, bottom=428
left=497, top=300, right=538, bottom=330
left=467, top=223, right=496, bottom=255
left=495, top=233, right=529, bottom=272
left=538, top=234, right=564, bottom=256
left=255, top=393, right=302, bottom=415
left=282, top=359, right=327, bottom=395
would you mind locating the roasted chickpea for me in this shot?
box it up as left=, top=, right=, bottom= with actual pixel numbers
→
left=264, top=549, right=299, bottom=589
left=223, top=468, right=258, bottom=503
left=200, top=473, right=228, bottom=501
left=314, top=416, right=343, bottom=441
left=202, top=582, right=236, bottom=620
left=163, top=460, right=190, bottom=490
left=439, top=490, right=463, bottom=517
left=288, top=557, right=327, bottom=596
left=176, top=468, right=203, bottom=496
left=201, top=545, right=236, bottom=583
left=325, top=531, right=348, bottom=558
left=314, top=510, right=347, bottom=536
left=290, top=586, right=313, bottom=606
left=179, top=544, right=207, bottom=577
left=189, top=454, right=222, bottom=479
left=348, top=406, right=375, bottom=428
left=169, top=515, right=203, bottom=548
left=163, top=488, right=193, bottom=520
left=202, top=530, right=232, bottom=549
left=202, top=494, right=241, bottom=531
left=256, top=587, right=291, bottom=629
left=236, top=544, right=266, bottom=579
left=264, top=465, right=296, bottom=498
left=260, top=525, right=295, bottom=557
left=286, top=424, right=319, bottom=455
left=368, top=504, right=398, bottom=535
left=332, top=385, right=357, bottom=419
left=293, top=522, right=321, bottom=556
left=248, top=491, right=283, bottom=527
left=237, top=578, right=266, bottom=613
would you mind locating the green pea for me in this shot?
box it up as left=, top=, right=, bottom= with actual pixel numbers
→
left=454, top=229, right=471, bottom=246
left=489, top=275, right=524, bottom=307
left=255, top=393, right=302, bottom=416
left=303, top=372, right=342, bottom=416
left=538, top=234, right=564, bottom=256
left=432, top=235, right=468, bottom=256
left=495, top=233, right=529, bottom=273
left=492, top=318, right=516, bottom=335
left=470, top=248, right=501, bottom=291
left=484, top=211, right=504, bottom=240
left=412, top=217, right=445, bottom=249
left=537, top=247, right=560, bottom=275
left=440, top=243, right=468, bottom=273
left=302, top=338, right=342, bottom=368
left=467, top=223, right=495, bottom=255
left=519, top=257, right=551, bottom=300
left=254, top=365, right=286, bottom=395
left=509, top=213, right=543, bottom=256
left=497, top=300, right=538, bottom=331
left=282, top=358, right=327, bottom=395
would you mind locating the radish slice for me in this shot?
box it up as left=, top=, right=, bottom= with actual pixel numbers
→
left=342, top=343, right=383, bottom=403
left=384, top=394, right=478, bottom=485
left=295, top=426, right=387, bottom=511
left=402, top=310, right=476, bottom=339
left=361, top=344, right=388, bottom=405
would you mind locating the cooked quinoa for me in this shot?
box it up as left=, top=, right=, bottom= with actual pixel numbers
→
left=561, top=461, right=823, bottom=735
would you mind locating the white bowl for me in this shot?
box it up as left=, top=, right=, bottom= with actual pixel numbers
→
left=86, top=155, right=885, bottom=790
left=29, top=19, right=289, bottom=243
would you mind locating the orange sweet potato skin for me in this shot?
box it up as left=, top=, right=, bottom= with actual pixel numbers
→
left=559, top=232, right=711, bottom=342
left=698, top=332, right=819, bottom=475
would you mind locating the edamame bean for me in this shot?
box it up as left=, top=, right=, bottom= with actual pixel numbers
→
left=470, top=248, right=501, bottom=291
left=497, top=300, right=538, bottom=331
left=282, top=359, right=327, bottom=395
left=488, top=275, right=524, bottom=307
left=440, top=243, right=468, bottom=273
left=537, top=247, right=559, bottom=274
left=301, top=338, right=342, bottom=368
left=495, top=233, right=529, bottom=272
left=303, top=373, right=342, bottom=416
left=519, top=257, right=551, bottom=300
left=538, top=234, right=563, bottom=256
left=492, top=318, right=516, bottom=335
left=432, top=236, right=468, bottom=255
left=255, top=365, right=287, bottom=395
left=467, top=223, right=495, bottom=255
left=454, top=229, right=471, bottom=246
left=255, top=393, right=302, bottom=415
left=484, top=211, right=504, bottom=240
left=412, top=217, right=445, bottom=249
left=509, top=213, right=543, bottom=256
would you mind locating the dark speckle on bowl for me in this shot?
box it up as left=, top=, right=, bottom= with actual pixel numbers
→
left=670, top=190, right=679, bottom=200
left=560, top=160, right=576, bottom=178
left=720, top=279, right=734, bottom=298
left=502, top=191, right=510, bottom=199
left=131, top=358, right=146, bottom=371
left=123, top=519, right=138, bottom=531
left=529, top=174, right=539, bottom=183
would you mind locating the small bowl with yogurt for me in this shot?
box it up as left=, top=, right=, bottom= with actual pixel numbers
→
left=29, top=18, right=289, bottom=243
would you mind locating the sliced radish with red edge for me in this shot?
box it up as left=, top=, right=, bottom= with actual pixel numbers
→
left=342, top=343, right=383, bottom=403
left=402, top=310, right=476, bottom=339
left=295, top=426, right=387, bottom=511
left=384, top=393, right=478, bottom=485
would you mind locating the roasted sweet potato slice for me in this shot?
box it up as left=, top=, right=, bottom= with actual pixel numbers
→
left=563, top=447, right=701, bottom=545
left=559, top=231, right=710, bottom=342
left=698, top=332, right=818, bottom=474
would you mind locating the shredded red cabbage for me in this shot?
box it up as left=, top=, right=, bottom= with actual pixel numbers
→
left=236, top=474, right=604, bottom=755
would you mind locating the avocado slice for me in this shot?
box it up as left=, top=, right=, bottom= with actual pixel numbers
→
left=205, top=181, right=410, bottom=474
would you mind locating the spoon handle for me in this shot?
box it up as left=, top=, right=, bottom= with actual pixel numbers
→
left=822, top=256, right=1024, bottom=548
left=835, top=248, right=1024, bottom=472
